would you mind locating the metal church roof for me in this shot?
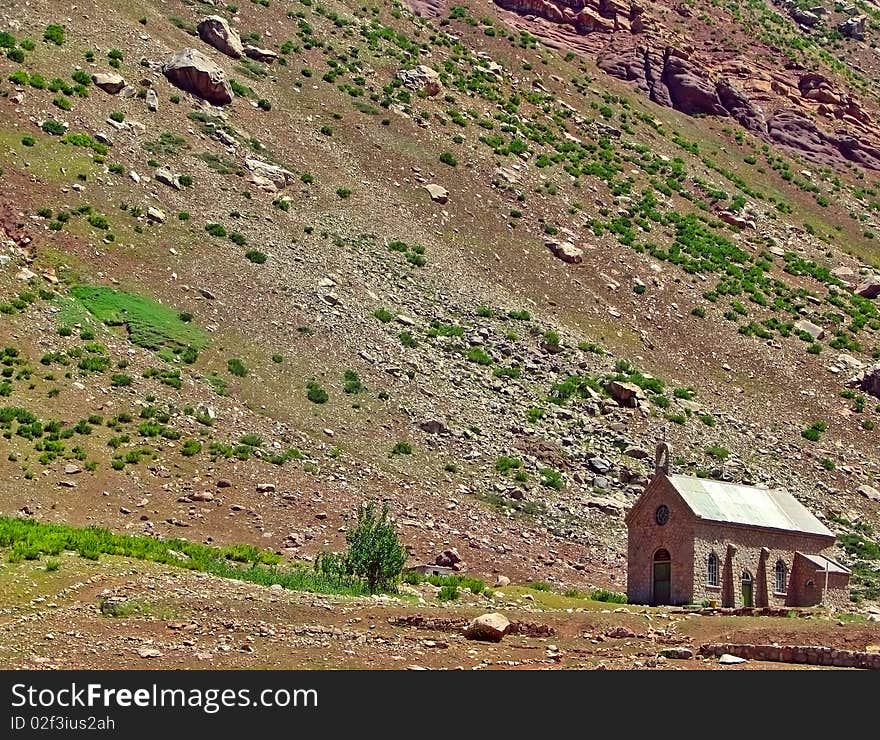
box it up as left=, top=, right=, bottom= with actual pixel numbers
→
left=666, top=474, right=833, bottom=537
left=798, top=552, right=851, bottom=574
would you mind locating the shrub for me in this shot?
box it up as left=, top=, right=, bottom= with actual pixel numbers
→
left=439, top=151, right=457, bottom=166
left=205, top=223, right=226, bottom=237
left=227, top=358, right=248, bottom=377
left=438, top=584, right=459, bottom=601
left=21, top=136, right=35, bottom=147
left=43, top=24, right=65, bottom=45
left=271, top=354, right=283, bottom=363
left=340, top=501, right=407, bottom=593
left=343, top=369, right=363, bottom=394
left=391, top=441, right=412, bottom=456
left=245, top=250, right=267, bottom=264
left=257, top=98, right=271, bottom=111
left=467, top=347, right=492, bottom=365
left=336, top=187, right=351, bottom=199
left=802, top=420, right=828, bottom=442
left=306, top=380, right=328, bottom=404
left=373, top=308, right=395, bottom=323
left=41, top=120, right=66, bottom=135
left=589, top=589, right=627, bottom=604
left=181, top=440, right=202, bottom=457
left=706, top=445, right=729, bottom=460
left=539, top=466, right=564, bottom=490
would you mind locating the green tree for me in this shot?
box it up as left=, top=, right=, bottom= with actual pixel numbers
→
left=343, top=501, right=406, bottom=594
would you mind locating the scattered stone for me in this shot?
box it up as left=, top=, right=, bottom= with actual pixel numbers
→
left=718, top=653, right=747, bottom=664
left=137, top=647, right=163, bottom=659
left=63, top=463, right=81, bottom=475
left=145, top=88, right=159, bottom=112
left=191, top=492, right=214, bottom=502
left=464, top=613, right=510, bottom=642
left=857, top=484, right=880, bottom=503
left=659, top=647, right=694, bottom=660
left=494, top=575, right=511, bottom=587
left=246, top=158, right=296, bottom=189
left=256, top=483, right=276, bottom=493
left=147, top=207, right=166, bottom=224
left=58, top=480, right=76, bottom=488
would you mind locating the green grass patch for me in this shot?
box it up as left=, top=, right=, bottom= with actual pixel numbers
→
left=67, top=286, right=206, bottom=357
left=0, top=516, right=371, bottom=596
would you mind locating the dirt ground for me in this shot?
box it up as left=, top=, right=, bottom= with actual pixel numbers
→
left=1, top=553, right=878, bottom=670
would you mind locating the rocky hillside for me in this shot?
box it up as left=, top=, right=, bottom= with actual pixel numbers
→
left=1, top=0, right=879, bottom=606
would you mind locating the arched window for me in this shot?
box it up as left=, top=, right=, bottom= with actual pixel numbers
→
left=707, top=552, right=719, bottom=586
left=774, top=560, right=787, bottom=594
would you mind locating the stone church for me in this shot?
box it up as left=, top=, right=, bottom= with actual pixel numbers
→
left=625, top=444, right=850, bottom=609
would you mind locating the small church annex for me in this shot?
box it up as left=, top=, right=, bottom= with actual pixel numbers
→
left=626, top=444, right=850, bottom=609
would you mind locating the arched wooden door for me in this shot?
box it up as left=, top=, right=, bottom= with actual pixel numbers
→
left=653, top=549, right=671, bottom=605
left=741, top=570, right=753, bottom=607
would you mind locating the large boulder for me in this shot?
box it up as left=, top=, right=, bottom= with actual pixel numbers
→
left=850, top=365, right=880, bottom=398
left=92, top=72, right=126, bottom=94
left=545, top=239, right=583, bottom=264
left=163, top=49, right=233, bottom=106
left=464, top=613, right=510, bottom=642
left=244, top=45, right=278, bottom=64
left=197, top=15, right=244, bottom=59
left=855, top=277, right=880, bottom=299
left=245, top=158, right=296, bottom=189
left=838, top=16, right=866, bottom=40
left=794, top=319, right=824, bottom=340
left=397, top=65, right=442, bottom=97
left=607, top=380, right=644, bottom=407
left=423, top=183, right=449, bottom=204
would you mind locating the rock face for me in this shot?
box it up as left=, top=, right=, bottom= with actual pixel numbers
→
left=197, top=16, right=244, bottom=59
left=397, top=65, right=442, bottom=96
left=464, top=613, right=510, bottom=642
left=545, top=239, right=583, bottom=264
left=163, top=48, right=234, bottom=106
left=494, top=0, right=642, bottom=37
left=92, top=72, right=126, bottom=94
left=661, top=49, right=727, bottom=116
left=767, top=109, right=880, bottom=171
